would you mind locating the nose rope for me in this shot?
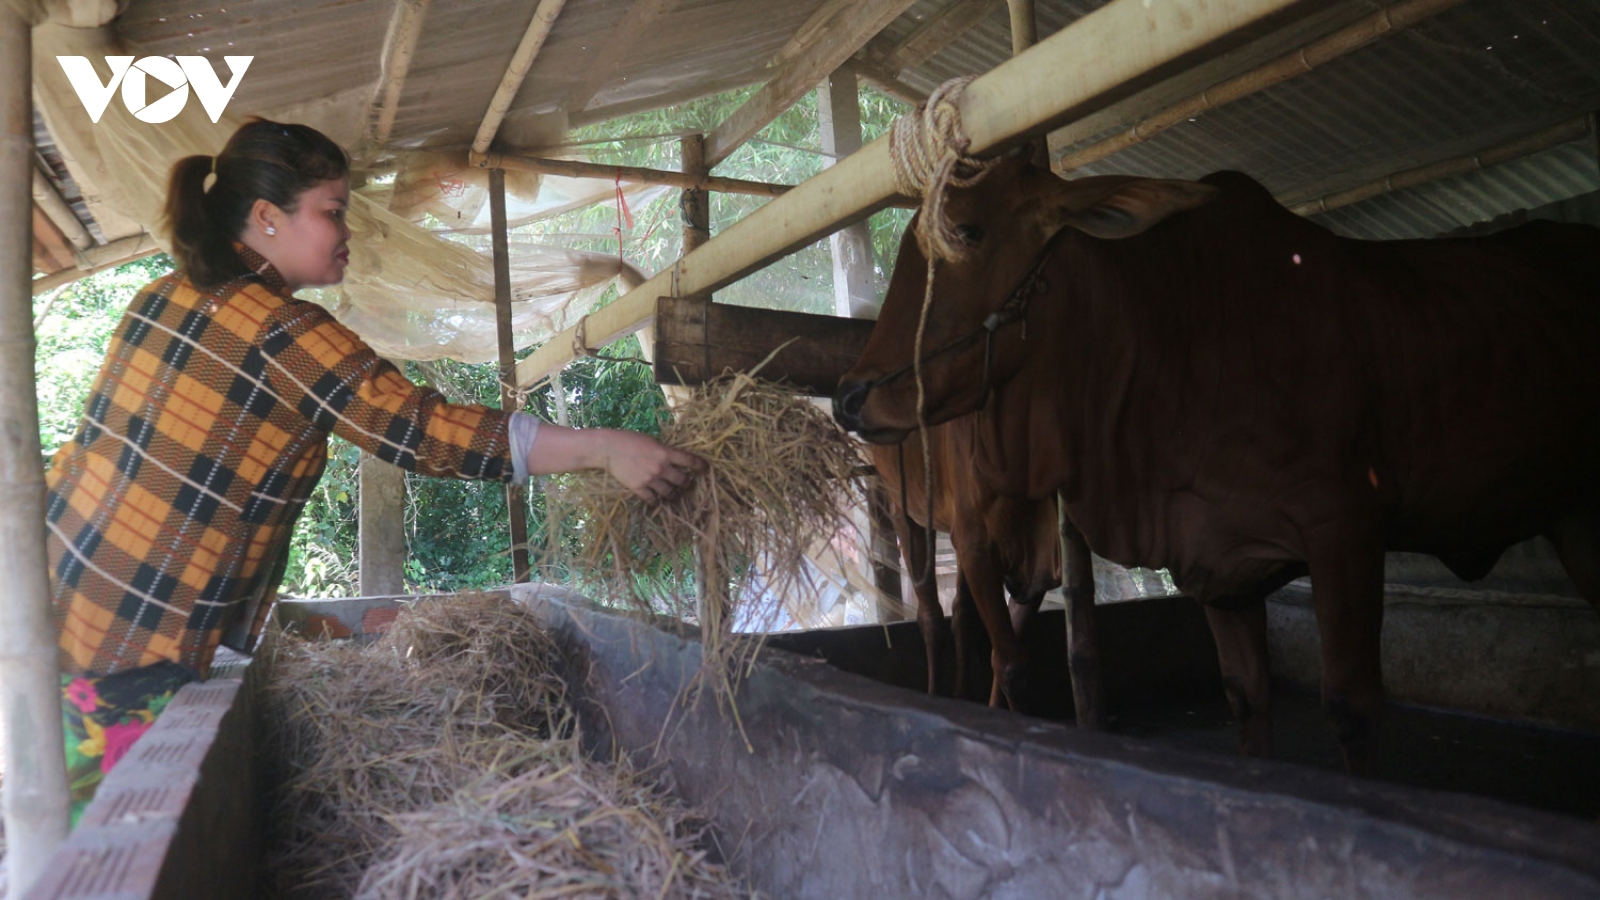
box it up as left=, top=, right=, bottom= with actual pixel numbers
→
left=889, top=77, right=1004, bottom=596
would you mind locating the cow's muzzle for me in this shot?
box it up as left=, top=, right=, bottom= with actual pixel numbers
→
left=832, top=378, right=870, bottom=432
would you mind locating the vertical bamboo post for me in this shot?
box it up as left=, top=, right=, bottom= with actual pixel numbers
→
left=679, top=134, right=726, bottom=629
left=489, top=168, right=531, bottom=583
left=0, top=3, right=72, bottom=887
left=1060, top=499, right=1106, bottom=729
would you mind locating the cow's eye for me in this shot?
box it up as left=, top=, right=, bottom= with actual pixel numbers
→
left=956, top=223, right=985, bottom=245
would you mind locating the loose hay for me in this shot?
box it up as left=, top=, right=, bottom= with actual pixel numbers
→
left=548, top=373, right=865, bottom=680
left=260, top=592, right=750, bottom=899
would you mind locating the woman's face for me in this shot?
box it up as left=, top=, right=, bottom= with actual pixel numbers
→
left=262, top=178, right=350, bottom=291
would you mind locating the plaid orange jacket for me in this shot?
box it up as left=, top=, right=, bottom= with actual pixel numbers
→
left=47, top=247, right=515, bottom=678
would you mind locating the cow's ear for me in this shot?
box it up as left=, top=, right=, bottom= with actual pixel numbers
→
left=1046, top=177, right=1219, bottom=239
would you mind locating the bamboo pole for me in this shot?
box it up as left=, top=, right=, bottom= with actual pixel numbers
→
left=471, top=150, right=794, bottom=199
left=32, top=169, right=90, bottom=250
left=472, top=0, right=569, bottom=154
left=1005, top=0, right=1036, bottom=56
left=1056, top=0, right=1467, bottom=173
left=0, top=3, right=72, bottom=890
left=489, top=168, right=531, bottom=583
left=372, top=0, right=431, bottom=145
left=516, top=0, right=1309, bottom=388
left=1289, top=117, right=1591, bottom=217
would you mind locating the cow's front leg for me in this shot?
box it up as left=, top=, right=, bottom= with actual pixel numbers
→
left=1203, top=601, right=1272, bottom=757
left=902, top=521, right=946, bottom=698
left=1304, top=518, right=1387, bottom=775
left=955, top=536, right=1031, bottom=711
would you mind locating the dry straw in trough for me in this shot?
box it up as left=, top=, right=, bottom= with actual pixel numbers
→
left=260, top=592, right=750, bottom=899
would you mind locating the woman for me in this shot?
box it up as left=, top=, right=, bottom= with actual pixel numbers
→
left=47, top=119, right=699, bottom=824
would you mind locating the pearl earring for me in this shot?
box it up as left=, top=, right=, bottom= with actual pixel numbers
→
left=265, top=225, right=276, bottom=236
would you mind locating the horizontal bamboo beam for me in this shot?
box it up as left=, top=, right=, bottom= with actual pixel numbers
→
left=469, top=150, right=793, bottom=198
left=1289, top=117, right=1592, bottom=217
left=516, top=0, right=1311, bottom=388
left=1056, top=0, right=1467, bottom=172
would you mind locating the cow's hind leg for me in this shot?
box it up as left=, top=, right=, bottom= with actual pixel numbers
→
left=1203, top=600, right=1272, bottom=758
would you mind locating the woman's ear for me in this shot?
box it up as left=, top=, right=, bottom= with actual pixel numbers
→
left=248, top=198, right=282, bottom=237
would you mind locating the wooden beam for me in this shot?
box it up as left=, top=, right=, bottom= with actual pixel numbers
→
left=471, top=149, right=793, bottom=198
left=680, top=134, right=711, bottom=253
left=371, top=0, right=431, bottom=144
left=1055, top=0, right=1468, bottom=173
left=473, top=0, right=570, bottom=154
left=357, top=449, right=407, bottom=596
left=518, top=0, right=1315, bottom=388
left=1288, top=116, right=1592, bottom=217
left=818, top=70, right=878, bottom=319
left=31, top=205, right=76, bottom=274
left=850, top=56, right=927, bottom=107
left=652, top=297, right=876, bottom=397
left=32, top=169, right=90, bottom=250
left=0, top=4, right=71, bottom=887
left=704, top=0, right=919, bottom=167
left=562, top=0, right=680, bottom=116
left=490, top=169, right=531, bottom=583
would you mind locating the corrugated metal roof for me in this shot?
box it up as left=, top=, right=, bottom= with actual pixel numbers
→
left=40, top=0, right=1600, bottom=252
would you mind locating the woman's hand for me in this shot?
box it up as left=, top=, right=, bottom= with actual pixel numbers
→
left=598, top=429, right=703, bottom=501
left=525, top=425, right=704, bottom=502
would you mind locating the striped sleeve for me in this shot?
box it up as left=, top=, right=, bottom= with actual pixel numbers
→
left=256, top=296, right=516, bottom=482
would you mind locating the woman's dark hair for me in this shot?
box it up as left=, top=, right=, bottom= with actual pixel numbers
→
left=163, top=119, right=349, bottom=287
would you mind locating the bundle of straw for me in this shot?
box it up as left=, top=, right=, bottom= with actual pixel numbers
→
left=549, top=373, right=865, bottom=675
left=259, top=592, right=748, bottom=899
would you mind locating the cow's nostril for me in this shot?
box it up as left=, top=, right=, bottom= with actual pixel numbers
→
left=832, top=381, right=869, bottom=431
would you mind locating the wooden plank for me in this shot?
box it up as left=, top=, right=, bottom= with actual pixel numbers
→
left=652, top=296, right=876, bottom=397
left=517, top=0, right=1315, bottom=388
left=704, top=0, right=919, bottom=167
left=357, top=450, right=407, bottom=596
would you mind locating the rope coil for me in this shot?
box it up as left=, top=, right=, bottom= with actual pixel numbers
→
left=888, top=76, right=1003, bottom=264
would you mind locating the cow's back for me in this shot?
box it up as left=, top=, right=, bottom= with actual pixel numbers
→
left=1004, top=172, right=1600, bottom=599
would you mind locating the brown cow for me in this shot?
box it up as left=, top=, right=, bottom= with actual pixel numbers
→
left=869, top=419, right=1059, bottom=709
left=834, top=156, right=1600, bottom=772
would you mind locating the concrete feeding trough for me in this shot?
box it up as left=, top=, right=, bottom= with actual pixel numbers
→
left=22, top=582, right=1600, bottom=899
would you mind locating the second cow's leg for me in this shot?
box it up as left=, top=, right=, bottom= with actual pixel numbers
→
left=954, top=532, right=1031, bottom=711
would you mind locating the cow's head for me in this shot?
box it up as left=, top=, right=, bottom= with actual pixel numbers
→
left=833, top=156, right=1216, bottom=442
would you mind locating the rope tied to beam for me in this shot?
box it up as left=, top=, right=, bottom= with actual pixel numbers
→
left=887, top=76, right=1004, bottom=587
left=888, top=76, right=1003, bottom=264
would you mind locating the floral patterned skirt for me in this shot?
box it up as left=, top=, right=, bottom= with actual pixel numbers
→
left=61, top=661, right=196, bottom=828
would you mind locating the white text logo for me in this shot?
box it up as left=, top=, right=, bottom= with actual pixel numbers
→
left=56, top=56, right=253, bottom=124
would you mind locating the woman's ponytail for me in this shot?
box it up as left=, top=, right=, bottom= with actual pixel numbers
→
left=163, top=155, right=237, bottom=287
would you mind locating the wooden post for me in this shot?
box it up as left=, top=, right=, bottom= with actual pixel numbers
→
left=818, top=68, right=878, bottom=319
left=358, top=449, right=407, bottom=596
left=866, top=480, right=905, bottom=619
left=1006, top=0, right=1037, bottom=55
left=0, top=4, right=71, bottom=888
left=1060, top=498, right=1106, bottom=730
left=678, top=134, right=726, bottom=628
left=490, top=168, right=531, bottom=583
